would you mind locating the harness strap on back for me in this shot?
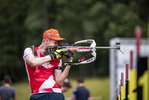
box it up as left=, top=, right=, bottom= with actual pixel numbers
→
left=29, top=45, right=35, bottom=55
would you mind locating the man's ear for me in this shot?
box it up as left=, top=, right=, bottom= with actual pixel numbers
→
left=42, top=38, right=48, bottom=42
left=44, top=38, right=48, bottom=42
left=43, top=39, right=49, bottom=45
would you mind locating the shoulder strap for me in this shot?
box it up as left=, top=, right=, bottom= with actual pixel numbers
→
left=29, top=45, right=35, bottom=55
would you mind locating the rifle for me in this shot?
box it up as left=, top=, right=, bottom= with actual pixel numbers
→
left=37, top=39, right=122, bottom=65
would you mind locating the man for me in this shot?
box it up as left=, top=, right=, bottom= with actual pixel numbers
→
left=23, top=28, right=73, bottom=100
left=0, top=75, right=16, bottom=100
left=70, top=77, right=90, bottom=100
left=62, top=78, right=71, bottom=92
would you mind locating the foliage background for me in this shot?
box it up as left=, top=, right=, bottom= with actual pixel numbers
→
left=0, top=0, right=148, bottom=81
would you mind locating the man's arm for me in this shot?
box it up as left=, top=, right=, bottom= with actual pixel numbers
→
left=54, top=51, right=73, bottom=86
left=24, top=48, right=65, bottom=67
left=54, top=65, right=71, bottom=86
left=70, top=91, right=76, bottom=100
left=25, top=54, right=52, bottom=67
left=13, top=96, right=17, bottom=100
left=12, top=88, right=17, bottom=100
left=70, top=95, right=75, bottom=100
left=24, top=47, right=53, bottom=67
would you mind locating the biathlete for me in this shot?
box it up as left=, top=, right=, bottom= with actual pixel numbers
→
left=23, top=28, right=73, bottom=100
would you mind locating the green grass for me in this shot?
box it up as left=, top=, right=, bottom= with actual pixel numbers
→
left=12, top=77, right=109, bottom=100
left=63, top=77, right=110, bottom=100
left=12, top=79, right=31, bottom=100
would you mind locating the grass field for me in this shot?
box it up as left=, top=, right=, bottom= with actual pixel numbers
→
left=12, top=77, right=109, bottom=100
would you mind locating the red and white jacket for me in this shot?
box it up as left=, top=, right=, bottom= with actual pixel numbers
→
left=23, top=47, right=62, bottom=95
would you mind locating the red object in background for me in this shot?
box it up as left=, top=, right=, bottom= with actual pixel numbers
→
left=126, top=64, right=129, bottom=81
left=121, top=73, right=124, bottom=86
left=135, top=26, right=141, bottom=57
left=130, top=51, right=133, bottom=70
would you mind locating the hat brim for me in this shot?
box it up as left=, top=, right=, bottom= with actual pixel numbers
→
left=51, top=38, right=65, bottom=41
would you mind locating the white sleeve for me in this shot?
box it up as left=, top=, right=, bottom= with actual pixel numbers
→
left=23, top=47, right=33, bottom=60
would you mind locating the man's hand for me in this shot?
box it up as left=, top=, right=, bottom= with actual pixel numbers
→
left=49, top=49, right=65, bottom=60
left=64, top=51, right=74, bottom=65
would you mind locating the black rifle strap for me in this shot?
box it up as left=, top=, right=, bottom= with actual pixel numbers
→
left=29, top=45, right=35, bottom=55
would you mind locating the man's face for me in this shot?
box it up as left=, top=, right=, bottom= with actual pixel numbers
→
left=46, top=39, right=58, bottom=51
left=62, top=86, right=70, bottom=92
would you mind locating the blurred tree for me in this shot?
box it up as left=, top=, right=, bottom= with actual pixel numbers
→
left=21, top=0, right=149, bottom=77
left=0, top=0, right=30, bottom=81
left=0, top=0, right=148, bottom=81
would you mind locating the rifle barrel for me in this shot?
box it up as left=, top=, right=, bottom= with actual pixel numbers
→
left=95, top=46, right=118, bottom=49
left=58, top=46, right=119, bottom=50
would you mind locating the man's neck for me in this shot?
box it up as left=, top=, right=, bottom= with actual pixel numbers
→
left=78, top=83, right=84, bottom=87
left=39, top=44, right=44, bottom=50
left=4, top=83, right=10, bottom=87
